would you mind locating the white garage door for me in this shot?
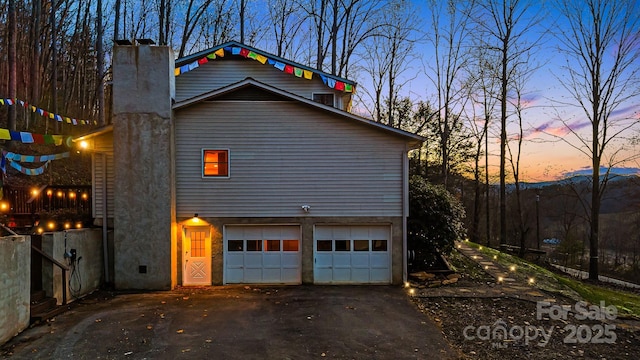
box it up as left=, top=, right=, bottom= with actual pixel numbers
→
left=225, top=225, right=301, bottom=284
left=314, top=225, right=391, bottom=284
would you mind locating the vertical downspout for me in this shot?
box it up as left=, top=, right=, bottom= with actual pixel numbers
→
left=402, top=149, right=409, bottom=283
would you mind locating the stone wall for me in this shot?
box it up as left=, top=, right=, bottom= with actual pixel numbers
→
left=0, top=236, right=30, bottom=345
left=42, top=229, right=104, bottom=304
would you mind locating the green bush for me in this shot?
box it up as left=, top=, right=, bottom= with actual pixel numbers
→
left=408, top=176, right=466, bottom=269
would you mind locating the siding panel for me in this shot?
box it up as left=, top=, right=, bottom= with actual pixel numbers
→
left=175, top=58, right=346, bottom=108
left=175, top=100, right=408, bottom=218
left=92, top=134, right=115, bottom=218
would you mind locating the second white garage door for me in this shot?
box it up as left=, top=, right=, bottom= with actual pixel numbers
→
left=225, top=225, right=301, bottom=284
left=314, top=225, right=391, bottom=284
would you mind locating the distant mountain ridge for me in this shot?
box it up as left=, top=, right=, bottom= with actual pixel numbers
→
left=519, top=173, right=638, bottom=190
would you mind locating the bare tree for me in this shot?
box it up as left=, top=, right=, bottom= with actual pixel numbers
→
left=301, top=0, right=388, bottom=77
left=97, top=0, right=105, bottom=125
left=426, top=0, right=476, bottom=188
left=357, top=0, right=419, bottom=125
left=506, top=74, right=533, bottom=256
left=467, top=46, right=499, bottom=245
left=553, top=0, right=640, bottom=279
left=474, top=0, right=544, bottom=247
left=268, top=0, right=306, bottom=58
left=7, top=0, right=17, bottom=131
left=464, top=52, right=497, bottom=244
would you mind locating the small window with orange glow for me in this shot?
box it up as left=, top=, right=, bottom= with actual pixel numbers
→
left=202, top=149, right=229, bottom=177
left=283, top=240, right=299, bottom=252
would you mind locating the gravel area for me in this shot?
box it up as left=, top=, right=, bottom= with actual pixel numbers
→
left=410, top=251, right=640, bottom=359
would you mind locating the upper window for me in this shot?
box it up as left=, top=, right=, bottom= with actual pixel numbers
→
left=312, top=93, right=335, bottom=107
left=203, top=149, right=229, bottom=177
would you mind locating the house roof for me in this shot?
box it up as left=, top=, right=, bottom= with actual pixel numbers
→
left=173, top=77, right=424, bottom=148
left=175, top=41, right=356, bottom=94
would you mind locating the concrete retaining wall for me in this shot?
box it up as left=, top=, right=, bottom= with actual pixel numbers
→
left=42, top=229, right=104, bottom=304
left=0, top=236, right=30, bottom=345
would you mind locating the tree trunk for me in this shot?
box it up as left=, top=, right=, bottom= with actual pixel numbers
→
left=8, top=0, right=17, bottom=131
left=50, top=0, right=58, bottom=134
left=96, top=0, right=105, bottom=125
left=499, top=39, right=508, bottom=247
left=29, top=0, right=41, bottom=130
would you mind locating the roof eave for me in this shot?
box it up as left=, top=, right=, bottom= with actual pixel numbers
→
left=175, top=41, right=356, bottom=88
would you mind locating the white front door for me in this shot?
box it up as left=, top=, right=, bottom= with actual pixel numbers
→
left=314, top=225, right=391, bottom=284
left=183, top=227, right=211, bottom=285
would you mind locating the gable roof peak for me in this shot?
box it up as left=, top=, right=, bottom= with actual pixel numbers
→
left=175, top=41, right=356, bottom=93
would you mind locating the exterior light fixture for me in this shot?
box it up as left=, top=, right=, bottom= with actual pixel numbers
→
left=498, top=276, right=504, bottom=283
left=193, top=213, right=200, bottom=223
left=478, top=246, right=483, bottom=250
left=509, top=265, right=516, bottom=272
left=528, top=278, right=535, bottom=285
left=301, top=205, right=311, bottom=213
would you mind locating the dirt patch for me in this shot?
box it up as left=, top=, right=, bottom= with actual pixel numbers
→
left=410, top=252, right=640, bottom=359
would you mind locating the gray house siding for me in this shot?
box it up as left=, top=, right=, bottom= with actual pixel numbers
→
left=91, top=133, right=114, bottom=221
left=175, top=58, right=347, bottom=109
left=174, top=100, right=408, bottom=219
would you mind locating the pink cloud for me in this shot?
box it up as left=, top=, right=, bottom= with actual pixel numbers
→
left=524, top=120, right=591, bottom=140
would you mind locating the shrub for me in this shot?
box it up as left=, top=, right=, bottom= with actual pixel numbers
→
left=408, top=176, right=466, bottom=269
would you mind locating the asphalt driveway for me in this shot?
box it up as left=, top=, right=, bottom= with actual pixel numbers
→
left=2, top=286, right=459, bottom=359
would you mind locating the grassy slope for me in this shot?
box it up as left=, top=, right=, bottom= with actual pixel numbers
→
left=465, top=241, right=640, bottom=318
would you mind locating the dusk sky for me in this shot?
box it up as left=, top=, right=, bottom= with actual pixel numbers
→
left=396, top=0, right=640, bottom=182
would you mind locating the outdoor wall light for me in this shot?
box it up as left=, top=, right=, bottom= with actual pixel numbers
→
left=192, top=213, right=200, bottom=223
left=301, top=205, right=311, bottom=213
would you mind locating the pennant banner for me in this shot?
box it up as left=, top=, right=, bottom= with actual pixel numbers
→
left=0, top=128, right=72, bottom=146
left=175, top=46, right=355, bottom=93
left=6, top=158, right=50, bottom=175
left=0, top=98, right=98, bottom=126
left=2, top=150, right=70, bottom=162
